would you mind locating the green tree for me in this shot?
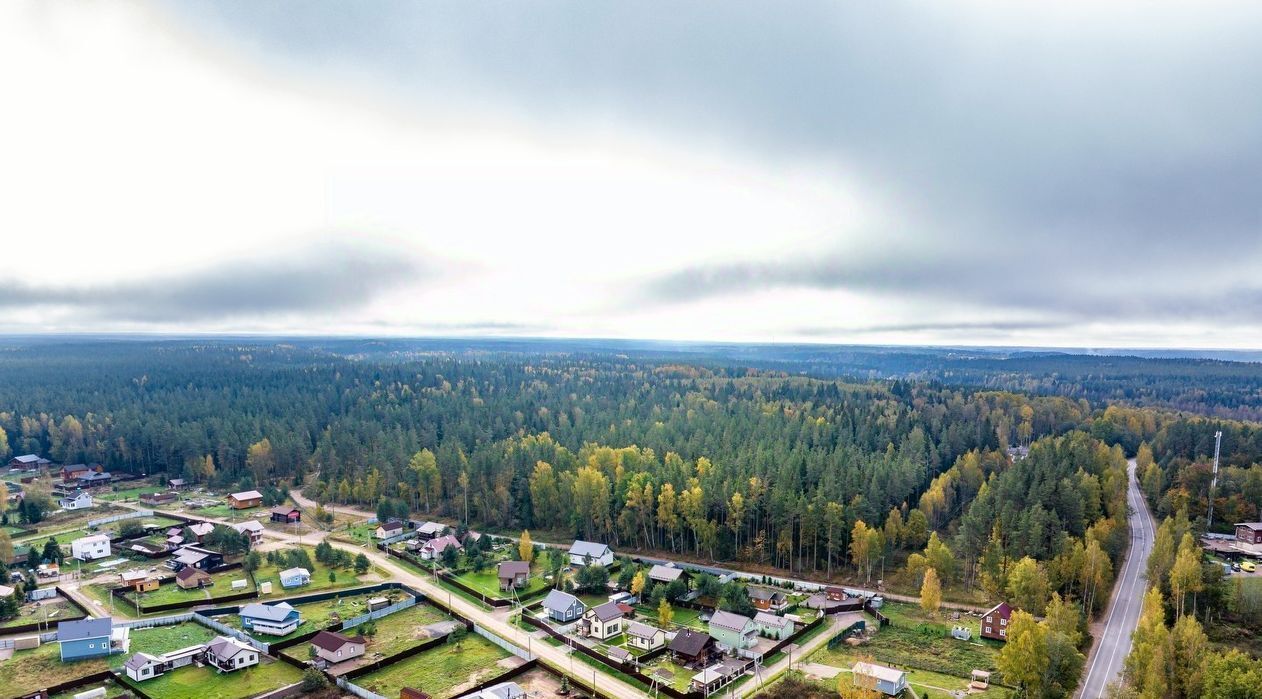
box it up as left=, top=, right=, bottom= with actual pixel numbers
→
left=998, top=610, right=1048, bottom=696
left=1007, top=556, right=1049, bottom=614
left=354, top=553, right=370, bottom=575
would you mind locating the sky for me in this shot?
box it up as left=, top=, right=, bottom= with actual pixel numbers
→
left=2, top=1, right=1261, bottom=347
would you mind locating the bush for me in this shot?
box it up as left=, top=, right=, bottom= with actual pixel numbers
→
left=302, top=666, right=329, bottom=691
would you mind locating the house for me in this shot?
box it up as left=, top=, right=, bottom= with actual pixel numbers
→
left=747, top=586, right=788, bottom=612
left=690, top=665, right=737, bottom=695
left=8, top=454, right=51, bottom=470
left=175, top=566, right=212, bottom=589
left=458, top=682, right=526, bottom=699
left=280, top=567, right=311, bottom=588
left=310, top=630, right=367, bottom=665
left=419, top=534, right=462, bottom=561
left=1237, top=522, right=1262, bottom=546
left=541, top=589, right=585, bottom=623
left=240, top=601, right=302, bottom=636
left=71, top=534, right=112, bottom=561
left=981, top=601, right=1014, bottom=642
left=497, top=560, right=530, bottom=590
left=165, top=533, right=185, bottom=549
left=708, top=610, right=758, bottom=653
left=232, top=520, right=265, bottom=546
left=124, top=643, right=204, bottom=681
left=139, top=491, right=179, bottom=506
left=188, top=522, right=216, bottom=542
left=170, top=545, right=223, bottom=571
left=60, top=463, right=95, bottom=481
left=228, top=490, right=264, bottom=509
left=167, top=478, right=187, bottom=489
left=648, top=564, right=688, bottom=585
left=59, top=617, right=128, bottom=660
left=120, top=570, right=160, bottom=593
left=414, top=521, right=448, bottom=540
left=203, top=636, right=259, bottom=672
left=626, top=621, right=665, bottom=651
left=59, top=491, right=94, bottom=511
left=582, top=601, right=624, bottom=640
left=852, top=662, right=908, bottom=697
left=669, top=629, right=716, bottom=668
left=128, top=540, right=167, bottom=557
left=75, top=471, right=112, bottom=488
left=753, top=611, right=795, bottom=640
left=270, top=506, right=302, bottom=523
left=376, top=520, right=405, bottom=539
left=567, top=540, right=614, bottom=567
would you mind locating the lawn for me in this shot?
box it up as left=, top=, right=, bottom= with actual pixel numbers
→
left=0, top=641, right=110, bottom=697
left=642, top=658, right=697, bottom=692
left=13, top=506, right=132, bottom=544
left=224, top=590, right=417, bottom=642
left=109, top=622, right=219, bottom=669
left=0, top=594, right=85, bottom=629
left=117, top=568, right=256, bottom=608
left=336, top=521, right=383, bottom=546
left=636, top=603, right=706, bottom=631
left=119, top=657, right=304, bottom=699
left=452, top=566, right=549, bottom=599
left=353, top=632, right=512, bottom=699
left=252, top=547, right=374, bottom=593
left=280, top=602, right=452, bottom=662
left=49, top=678, right=131, bottom=699
left=97, top=484, right=167, bottom=501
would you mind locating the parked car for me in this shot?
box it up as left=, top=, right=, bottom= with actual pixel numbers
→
left=1242, top=561, right=1257, bottom=573
left=1232, top=561, right=1242, bottom=571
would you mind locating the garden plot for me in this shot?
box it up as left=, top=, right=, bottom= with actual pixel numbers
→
left=118, top=655, right=303, bottom=699
left=350, top=632, right=516, bottom=699
left=279, top=603, right=455, bottom=669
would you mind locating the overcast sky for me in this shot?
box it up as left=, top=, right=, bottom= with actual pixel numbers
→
left=3, top=1, right=1261, bottom=347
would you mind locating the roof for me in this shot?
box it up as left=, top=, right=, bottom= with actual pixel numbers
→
left=1238, top=522, right=1262, bottom=531
left=379, top=520, right=404, bottom=531
left=984, top=601, right=1014, bottom=617
left=63, top=463, right=91, bottom=473
left=206, top=636, right=253, bottom=659
left=459, top=681, right=524, bottom=699
left=747, top=586, right=785, bottom=601
left=498, top=560, right=530, bottom=578
left=416, top=521, right=446, bottom=535
left=121, top=570, right=150, bottom=583
left=233, top=521, right=265, bottom=533
left=568, top=540, right=611, bottom=558
left=588, top=601, right=623, bottom=622
left=240, top=602, right=297, bottom=622
left=310, top=630, right=365, bottom=652
left=853, top=661, right=906, bottom=684
left=176, top=567, right=210, bottom=581
left=422, top=535, right=462, bottom=553
left=77, top=471, right=110, bottom=481
left=230, top=490, right=263, bottom=500
left=168, top=478, right=186, bottom=486
left=692, top=665, right=733, bottom=685
left=608, top=647, right=631, bottom=662
left=280, top=567, right=311, bottom=579
left=542, top=589, right=582, bottom=612
left=174, top=547, right=215, bottom=565
left=754, top=612, right=789, bottom=628
left=626, top=621, right=661, bottom=640
left=649, top=564, right=685, bottom=582
left=13, top=454, right=43, bottom=464
left=75, top=533, right=110, bottom=545
left=270, top=506, right=300, bottom=516
left=189, top=523, right=215, bottom=536
left=125, top=652, right=158, bottom=671
left=58, top=617, right=113, bottom=641
left=669, top=629, right=712, bottom=656
left=709, top=610, right=754, bottom=632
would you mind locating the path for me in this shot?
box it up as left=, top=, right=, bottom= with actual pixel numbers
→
left=735, top=616, right=843, bottom=697
left=289, top=488, right=376, bottom=521
left=1077, top=458, right=1154, bottom=698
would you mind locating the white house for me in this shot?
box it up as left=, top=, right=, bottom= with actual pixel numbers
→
left=568, top=540, right=614, bottom=567
left=375, top=520, right=405, bottom=539
left=582, top=601, right=624, bottom=640
left=59, top=491, right=94, bottom=511
left=204, top=636, right=259, bottom=672
left=231, top=520, right=265, bottom=547
left=124, top=644, right=204, bottom=681
left=71, top=534, right=112, bottom=561
left=626, top=621, right=665, bottom=650
left=419, top=534, right=463, bottom=561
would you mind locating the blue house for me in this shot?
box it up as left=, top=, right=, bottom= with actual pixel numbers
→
left=239, top=602, right=302, bottom=636
left=279, top=567, right=311, bottom=589
left=541, top=590, right=585, bottom=623
left=59, top=617, right=126, bottom=660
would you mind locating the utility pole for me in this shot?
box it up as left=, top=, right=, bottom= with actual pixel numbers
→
left=1208, top=430, right=1223, bottom=531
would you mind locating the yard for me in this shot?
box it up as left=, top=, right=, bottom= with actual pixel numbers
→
left=0, top=640, right=109, bottom=697
left=352, top=632, right=513, bottom=699
left=109, top=622, right=219, bottom=669
left=96, top=484, right=168, bottom=502
left=223, top=590, right=419, bottom=642
left=0, top=594, right=84, bottom=629
left=251, top=547, right=375, bottom=593
left=279, top=602, right=453, bottom=662
left=119, top=656, right=304, bottom=699
left=116, top=568, right=256, bottom=608
left=451, top=565, right=550, bottom=599
left=13, top=506, right=133, bottom=544
left=642, top=657, right=699, bottom=693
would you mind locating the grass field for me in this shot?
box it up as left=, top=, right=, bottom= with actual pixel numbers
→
left=253, top=548, right=373, bottom=593
left=225, top=590, right=417, bottom=642
left=119, top=657, right=304, bottom=699
left=49, top=678, right=131, bottom=699
left=353, top=632, right=512, bottom=698
left=0, top=595, right=84, bottom=629
left=281, top=602, right=452, bottom=662
left=118, top=568, right=256, bottom=607
left=109, top=622, right=219, bottom=669
left=0, top=641, right=110, bottom=697
left=97, top=484, right=167, bottom=501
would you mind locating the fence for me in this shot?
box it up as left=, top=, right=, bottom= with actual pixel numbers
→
left=2, top=591, right=87, bottom=634
left=864, top=600, right=890, bottom=626
left=474, top=623, right=535, bottom=661
left=88, top=509, right=154, bottom=528
left=193, top=612, right=271, bottom=653
left=336, top=676, right=387, bottom=699
left=115, top=613, right=195, bottom=629
left=339, top=595, right=417, bottom=630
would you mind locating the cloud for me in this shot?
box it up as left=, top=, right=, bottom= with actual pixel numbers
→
left=796, top=320, right=1071, bottom=337
left=0, top=240, right=425, bottom=323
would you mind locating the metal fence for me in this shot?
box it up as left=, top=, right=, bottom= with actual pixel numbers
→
left=88, top=509, right=154, bottom=527
left=192, top=612, right=270, bottom=653
left=340, top=595, right=417, bottom=630
left=473, top=623, right=535, bottom=661
left=336, top=676, right=387, bottom=699
left=115, top=613, right=195, bottom=629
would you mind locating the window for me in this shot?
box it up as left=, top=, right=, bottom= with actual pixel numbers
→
left=1000, top=629, right=1006, bottom=637
left=984, top=626, right=991, bottom=634
left=1000, top=618, right=1007, bottom=626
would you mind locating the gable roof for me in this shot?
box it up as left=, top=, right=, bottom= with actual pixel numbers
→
left=542, top=589, right=582, bottom=613
left=709, top=610, right=754, bottom=632
left=422, top=535, right=462, bottom=554
left=124, top=652, right=158, bottom=671
left=984, top=601, right=1013, bottom=618
left=233, top=521, right=265, bottom=534
left=230, top=490, right=263, bottom=501
left=13, top=454, right=45, bottom=464
left=668, top=628, right=712, bottom=655
left=58, top=617, right=113, bottom=641
left=626, top=621, right=661, bottom=640
left=754, top=612, right=790, bottom=628
left=270, top=506, right=300, bottom=516
left=568, top=540, right=610, bottom=558
left=240, top=602, right=297, bottom=622
left=1238, top=522, right=1262, bottom=531
left=76, top=471, right=110, bottom=481
left=311, top=630, right=365, bottom=652
left=63, top=463, right=91, bottom=473
left=206, top=636, right=253, bottom=660
left=648, top=564, right=685, bottom=582
left=188, top=523, right=215, bottom=536
left=280, top=567, right=310, bottom=579
left=176, top=566, right=210, bottom=582
left=498, top=560, right=530, bottom=578
left=853, top=661, right=906, bottom=684
left=588, top=601, right=623, bottom=622
left=747, top=586, right=785, bottom=601
left=378, top=520, right=404, bottom=532
left=416, top=521, right=447, bottom=535
left=75, top=533, right=110, bottom=545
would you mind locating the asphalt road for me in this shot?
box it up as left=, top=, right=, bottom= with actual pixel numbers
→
left=1077, top=458, right=1155, bottom=698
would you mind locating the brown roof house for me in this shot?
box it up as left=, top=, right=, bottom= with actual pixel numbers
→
left=497, top=561, right=530, bottom=591
left=310, top=630, right=366, bottom=666
left=175, top=567, right=212, bottom=590
left=228, top=490, right=263, bottom=509
left=668, top=629, right=715, bottom=668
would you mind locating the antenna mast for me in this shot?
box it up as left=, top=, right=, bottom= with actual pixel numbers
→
left=1207, top=430, right=1222, bottom=530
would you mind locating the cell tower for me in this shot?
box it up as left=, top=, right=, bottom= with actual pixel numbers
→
left=1207, top=430, right=1222, bottom=530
